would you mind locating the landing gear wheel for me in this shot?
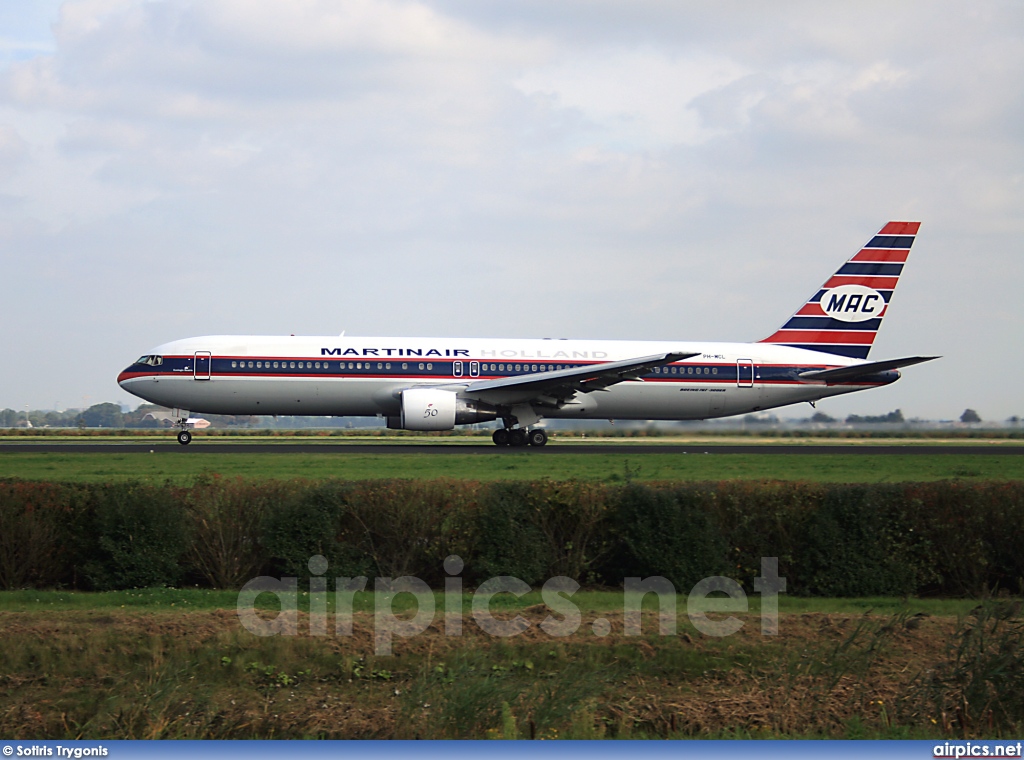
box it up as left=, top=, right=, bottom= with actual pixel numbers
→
left=492, top=429, right=510, bottom=446
left=528, top=429, right=548, bottom=447
left=177, top=430, right=192, bottom=446
left=509, top=429, right=529, bottom=447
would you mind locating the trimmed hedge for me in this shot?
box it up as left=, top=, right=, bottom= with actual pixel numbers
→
left=0, top=478, right=1021, bottom=596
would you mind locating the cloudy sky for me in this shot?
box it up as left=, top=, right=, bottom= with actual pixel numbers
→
left=1, top=0, right=1021, bottom=420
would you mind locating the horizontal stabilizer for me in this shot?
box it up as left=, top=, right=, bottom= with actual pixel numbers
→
left=798, top=356, right=940, bottom=383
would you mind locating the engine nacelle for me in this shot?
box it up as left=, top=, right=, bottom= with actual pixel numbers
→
left=388, top=389, right=497, bottom=430
left=400, top=388, right=456, bottom=430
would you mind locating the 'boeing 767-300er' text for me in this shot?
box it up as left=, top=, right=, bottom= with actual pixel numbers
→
left=118, top=221, right=937, bottom=446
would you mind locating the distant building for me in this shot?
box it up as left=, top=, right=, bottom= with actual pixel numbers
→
left=141, top=412, right=175, bottom=427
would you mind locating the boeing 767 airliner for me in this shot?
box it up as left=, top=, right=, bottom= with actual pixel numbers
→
left=118, top=221, right=937, bottom=446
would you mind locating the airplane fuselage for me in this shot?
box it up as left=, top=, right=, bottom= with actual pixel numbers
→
left=117, top=335, right=896, bottom=422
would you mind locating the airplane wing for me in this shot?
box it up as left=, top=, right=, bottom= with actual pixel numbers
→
left=798, top=356, right=940, bottom=384
left=460, top=351, right=700, bottom=408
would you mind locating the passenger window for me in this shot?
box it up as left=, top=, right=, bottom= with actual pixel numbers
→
left=712, top=367, right=718, bottom=375
left=385, top=363, right=391, bottom=369
left=231, top=361, right=237, bottom=368
left=289, top=362, right=295, bottom=369
left=418, top=363, right=425, bottom=370
left=377, top=363, right=382, bottom=370
left=402, top=363, right=408, bottom=370
left=427, top=363, right=433, bottom=370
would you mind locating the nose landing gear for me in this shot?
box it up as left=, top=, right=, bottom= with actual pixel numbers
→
left=174, top=409, right=193, bottom=445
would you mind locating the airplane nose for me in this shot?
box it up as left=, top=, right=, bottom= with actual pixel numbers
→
left=117, top=369, right=131, bottom=385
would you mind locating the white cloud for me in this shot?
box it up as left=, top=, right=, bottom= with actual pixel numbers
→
left=515, top=49, right=750, bottom=149
left=0, top=0, right=1021, bottom=419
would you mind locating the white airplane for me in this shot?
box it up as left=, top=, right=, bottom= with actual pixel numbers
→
left=118, top=221, right=937, bottom=446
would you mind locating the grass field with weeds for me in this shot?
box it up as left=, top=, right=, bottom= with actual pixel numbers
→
left=0, top=588, right=985, bottom=617
left=1, top=450, right=1022, bottom=482
left=1, top=590, right=1020, bottom=739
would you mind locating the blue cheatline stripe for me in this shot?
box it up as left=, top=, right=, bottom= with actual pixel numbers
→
left=811, top=288, right=892, bottom=303
left=865, top=234, right=914, bottom=249
left=783, top=343, right=871, bottom=359
left=836, top=262, right=904, bottom=276
left=781, top=317, right=882, bottom=331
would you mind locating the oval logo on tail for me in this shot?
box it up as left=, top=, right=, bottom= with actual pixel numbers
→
left=821, top=285, right=885, bottom=323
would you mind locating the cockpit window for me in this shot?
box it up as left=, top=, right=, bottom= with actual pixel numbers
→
left=135, top=355, right=164, bottom=366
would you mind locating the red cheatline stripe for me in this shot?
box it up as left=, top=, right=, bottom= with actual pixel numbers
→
left=823, top=275, right=900, bottom=289
left=762, top=330, right=877, bottom=344
left=879, top=221, right=920, bottom=235
left=851, top=248, right=910, bottom=263
left=795, top=303, right=828, bottom=316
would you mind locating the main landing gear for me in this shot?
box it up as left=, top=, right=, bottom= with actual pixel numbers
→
left=492, top=427, right=547, bottom=447
left=177, top=430, right=192, bottom=445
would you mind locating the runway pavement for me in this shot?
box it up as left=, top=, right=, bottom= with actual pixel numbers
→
left=1, top=441, right=1022, bottom=455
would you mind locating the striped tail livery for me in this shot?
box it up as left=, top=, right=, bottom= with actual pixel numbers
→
left=759, top=221, right=920, bottom=359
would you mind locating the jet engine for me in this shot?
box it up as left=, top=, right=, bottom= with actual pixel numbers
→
left=387, top=388, right=497, bottom=430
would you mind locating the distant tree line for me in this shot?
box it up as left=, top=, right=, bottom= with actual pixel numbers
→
left=0, top=403, right=366, bottom=429
left=0, top=404, right=1015, bottom=429
left=844, top=409, right=905, bottom=424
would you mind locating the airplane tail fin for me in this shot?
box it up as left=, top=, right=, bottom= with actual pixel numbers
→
left=759, top=221, right=920, bottom=359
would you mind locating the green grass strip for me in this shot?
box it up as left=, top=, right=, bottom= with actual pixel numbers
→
left=1, top=451, right=1022, bottom=482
